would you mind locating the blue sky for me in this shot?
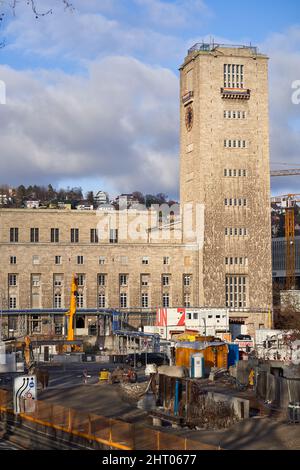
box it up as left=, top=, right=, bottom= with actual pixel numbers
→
left=0, top=0, right=299, bottom=198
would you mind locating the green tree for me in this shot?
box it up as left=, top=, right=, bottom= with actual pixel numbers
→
left=132, top=191, right=145, bottom=205
left=47, top=184, right=56, bottom=201
left=15, top=185, right=26, bottom=205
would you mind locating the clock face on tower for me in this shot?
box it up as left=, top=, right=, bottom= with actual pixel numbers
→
left=185, top=105, right=193, bottom=131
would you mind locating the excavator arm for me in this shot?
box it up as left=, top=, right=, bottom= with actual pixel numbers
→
left=64, top=274, right=79, bottom=347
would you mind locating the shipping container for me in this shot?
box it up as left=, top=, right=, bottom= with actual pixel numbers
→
left=175, top=341, right=228, bottom=371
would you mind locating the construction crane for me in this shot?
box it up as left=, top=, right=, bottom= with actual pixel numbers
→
left=272, top=194, right=300, bottom=290
left=271, top=169, right=300, bottom=177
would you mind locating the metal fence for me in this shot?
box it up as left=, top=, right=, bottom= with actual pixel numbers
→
left=0, top=389, right=218, bottom=450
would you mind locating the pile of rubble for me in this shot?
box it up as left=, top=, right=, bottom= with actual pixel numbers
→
left=119, top=381, right=150, bottom=402
left=188, top=395, right=239, bottom=430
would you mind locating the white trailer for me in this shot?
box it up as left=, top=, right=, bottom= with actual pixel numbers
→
left=150, top=307, right=229, bottom=340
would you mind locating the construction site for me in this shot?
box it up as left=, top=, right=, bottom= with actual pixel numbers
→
left=1, top=267, right=300, bottom=450
left=1, top=40, right=300, bottom=452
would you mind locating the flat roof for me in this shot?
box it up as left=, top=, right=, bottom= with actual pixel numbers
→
left=188, top=42, right=259, bottom=55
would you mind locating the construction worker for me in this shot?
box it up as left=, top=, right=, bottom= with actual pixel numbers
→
left=83, top=369, right=88, bottom=385
left=248, top=368, right=255, bottom=389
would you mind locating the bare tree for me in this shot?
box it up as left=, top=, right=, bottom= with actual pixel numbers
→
left=274, top=289, right=300, bottom=340
left=1, top=0, right=74, bottom=17
left=0, top=0, right=74, bottom=47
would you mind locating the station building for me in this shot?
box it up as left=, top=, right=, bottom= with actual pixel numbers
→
left=0, top=43, right=272, bottom=339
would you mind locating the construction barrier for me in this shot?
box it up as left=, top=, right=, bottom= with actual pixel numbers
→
left=0, top=388, right=219, bottom=450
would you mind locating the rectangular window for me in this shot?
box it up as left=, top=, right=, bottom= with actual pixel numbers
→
left=71, top=228, right=79, bottom=243
left=9, top=296, right=17, bottom=309
left=77, top=293, right=84, bottom=308
left=162, top=274, right=170, bottom=286
left=10, top=228, right=19, bottom=243
left=10, top=256, right=17, bottom=265
left=98, top=293, right=106, bottom=308
left=226, top=275, right=247, bottom=309
left=51, top=228, right=59, bottom=243
left=120, top=256, right=128, bottom=265
left=77, top=255, right=84, bottom=265
left=54, top=293, right=62, bottom=309
left=141, top=274, right=149, bottom=286
left=120, top=274, right=128, bottom=287
left=30, top=315, right=41, bottom=333
left=99, top=256, right=106, bottom=265
left=77, top=274, right=85, bottom=287
left=109, top=229, right=118, bottom=244
left=141, top=293, right=148, bottom=308
left=32, top=255, right=40, bottom=265
left=225, top=199, right=247, bottom=207
left=162, top=293, right=169, bottom=308
left=9, top=274, right=17, bottom=286
left=32, top=274, right=40, bottom=287
left=224, top=140, right=247, bottom=149
left=225, top=257, right=247, bottom=266
left=224, top=64, right=244, bottom=89
left=53, top=274, right=63, bottom=287
left=55, top=256, right=62, bottom=265
left=120, top=293, right=127, bottom=308
left=90, top=228, right=99, bottom=243
left=98, top=274, right=106, bottom=286
left=30, top=228, right=39, bottom=243
left=142, top=257, right=149, bottom=265
left=163, top=256, right=170, bottom=265
left=184, top=294, right=191, bottom=307
left=226, top=227, right=248, bottom=237
left=183, top=274, right=191, bottom=286
left=224, top=168, right=247, bottom=177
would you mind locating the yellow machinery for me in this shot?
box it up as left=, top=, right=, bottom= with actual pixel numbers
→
left=24, top=335, right=33, bottom=369
left=286, top=200, right=296, bottom=290
left=65, top=274, right=78, bottom=342
left=275, top=194, right=300, bottom=290
left=63, top=274, right=82, bottom=352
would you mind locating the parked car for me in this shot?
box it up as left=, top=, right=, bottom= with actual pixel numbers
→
left=124, top=352, right=169, bottom=368
left=235, top=334, right=252, bottom=341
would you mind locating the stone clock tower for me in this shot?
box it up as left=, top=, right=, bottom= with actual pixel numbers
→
left=179, top=43, right=272, bottom=332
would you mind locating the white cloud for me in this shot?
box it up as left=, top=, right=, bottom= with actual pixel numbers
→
left=2, top=1, right=193, bottom=66
left=261, top=26, right=300, bottom=195
left=0, top=57, right=179, bottom=194
left=134, top=0, right=211, bottom=29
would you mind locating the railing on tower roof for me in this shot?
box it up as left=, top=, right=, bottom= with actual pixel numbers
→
left=188, top=42, right=258, bottom=55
